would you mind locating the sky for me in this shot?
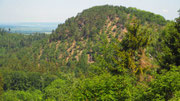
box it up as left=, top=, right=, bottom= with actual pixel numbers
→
left=0, top=0, right=179, bottom=23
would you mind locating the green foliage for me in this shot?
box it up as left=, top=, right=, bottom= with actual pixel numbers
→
left=44, top=79, right=74, bottom=100
left=118, top=19, right=152, bottom=74
left=76, top=51, right=88, bottom=74
left=1, top=70, right=58, bottom=91
left=139, top=66, right=180, bottom=100
left=94, top=19, right=152, bottom=74
left=122, top=19, right=151, bottom=51
left=0, top=29, right=49, bottom=72
left=158, top=20, right=180, bottom=70
left=1, top=89, right=43, bottom=101
left=169, top=91, right=180, bottom=101
left=74, top=73, right=139, bottom=101
left=0, top=73, right=3, bottom=97
left=127, top=7, right=166, bottom=25
left=0, top=5, right=180, bottom=101
left=2, top=71, right=29, bottom=91
left=50, top=5, right=165, bottom=42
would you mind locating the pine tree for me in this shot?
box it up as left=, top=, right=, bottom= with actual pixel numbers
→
left=120, top=19, right=151, bottom=74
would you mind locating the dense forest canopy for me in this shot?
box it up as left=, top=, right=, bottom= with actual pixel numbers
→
left=0, top=5, right=179, bottom=101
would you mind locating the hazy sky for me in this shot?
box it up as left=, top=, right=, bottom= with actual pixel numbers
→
left=0, top=0, right=179, bottom=23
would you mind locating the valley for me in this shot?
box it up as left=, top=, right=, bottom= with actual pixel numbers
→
left=0, top=5, right=179, bottom=101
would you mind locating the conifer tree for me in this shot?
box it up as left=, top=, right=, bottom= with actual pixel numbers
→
left=120, top=19, right=151, bottom=74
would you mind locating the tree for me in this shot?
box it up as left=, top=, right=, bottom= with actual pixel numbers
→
left=44, top=79, right=73, bottom=100
left=178, top=9, right=180, bottom=16
left=77, top=51, right=88, bottom=74
left=0, top=73, right=3, bottom=97
left=120, top=19, right=151, bottom=74
left=75, top=73, right=139, bottom=101
left=1, top=89, right=43, bottom=101
left=140, top=66, right=180, bottom=100
left=159, top=18, right=180, bottom=70
left=122, top=19, right=151, bottom=51
left=175, top=9, right=180, bottom=33
left=8, top=28, right=11, bottom=32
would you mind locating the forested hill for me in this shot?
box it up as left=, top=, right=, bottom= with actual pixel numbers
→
left=50, top=5, right=166, bottom=41
left=1, top=5, right=167, bottom=73
left=0, top=5, right=180, bottom=100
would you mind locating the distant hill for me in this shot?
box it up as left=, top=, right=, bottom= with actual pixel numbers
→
left=0, top=22, right=59, bottom=34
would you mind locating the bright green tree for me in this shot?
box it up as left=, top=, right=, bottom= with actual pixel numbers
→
left=139, top=66, right=180, bottom=100
left=159, top=16, right=180, bottom=70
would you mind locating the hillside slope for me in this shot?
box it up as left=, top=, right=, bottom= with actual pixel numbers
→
left=1, top=5, right=180, bottom=101
left=0, top=5, right=166, bottom=73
